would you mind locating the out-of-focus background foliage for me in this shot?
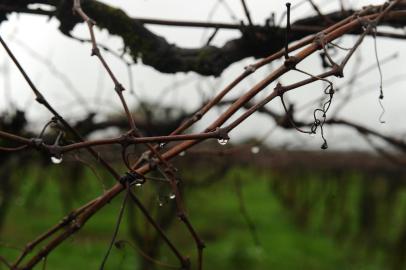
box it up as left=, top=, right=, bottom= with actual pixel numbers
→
left=1, top=144, right=406, bottom=269
left=1, top=0, right=406, bottom=269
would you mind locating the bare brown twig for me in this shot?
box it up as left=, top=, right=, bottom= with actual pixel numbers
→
left=1, top=1, right=405, bottom=269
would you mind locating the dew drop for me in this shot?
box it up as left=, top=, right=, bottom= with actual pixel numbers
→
left=251, top=146, right=260, bottom=154
left=157, top=196, right=166, bottom=207
left=169, top=193, right=176, bottom=200
left=159, top=143, right=166, bottom=149
left=135, top=183, right=143, bottom=187
left=179, top=151, right=186, bottom=157
left=51, top=155, right=63, bottom=164
left=217, top=138, right=229, bottom=146
left=321, top=142, right=328, bottom=150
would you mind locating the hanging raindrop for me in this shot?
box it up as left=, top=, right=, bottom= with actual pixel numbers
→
left=217, top=138, right=229, bottom=145
left=159, top=143, right=166, bottom=149
left=169, top=193, right=176, bottom=200
left=179, top=151, right=186, bottom=156
left=321, top=142, right=328, bottom=150
left=135, top=182, right=143, bottom=187
left=51, top=155, right=63, bottom=164
left=251, top=146, right=260, bottom=154
left=157, top=196, right=166, bottom=207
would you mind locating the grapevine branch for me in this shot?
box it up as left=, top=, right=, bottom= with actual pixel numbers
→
left=0, top=1, right=405, bottom=269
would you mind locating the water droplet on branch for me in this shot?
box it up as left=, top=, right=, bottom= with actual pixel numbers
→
left=51, top=155, right=63, bottom=164
left=169, top=193, right=176, bottom=200
left=157, top=196, right=166, bottom=207
left=217, top=138, right=229, bottom=145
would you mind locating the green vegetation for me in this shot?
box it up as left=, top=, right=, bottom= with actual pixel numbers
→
left=0, top=165, right=405, bottom=269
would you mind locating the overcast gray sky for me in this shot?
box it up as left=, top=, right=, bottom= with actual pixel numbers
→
left=0, top=0, right=405, bottom=151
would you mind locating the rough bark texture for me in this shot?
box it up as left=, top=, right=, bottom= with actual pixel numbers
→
left=0, top=1, right=405, bottom=76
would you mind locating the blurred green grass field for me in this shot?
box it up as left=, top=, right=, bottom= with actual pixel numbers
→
left=0, top=165, right=401, bottom=269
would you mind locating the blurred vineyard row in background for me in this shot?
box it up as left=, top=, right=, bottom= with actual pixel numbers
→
left=1, top=145, right=405, bottom=270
